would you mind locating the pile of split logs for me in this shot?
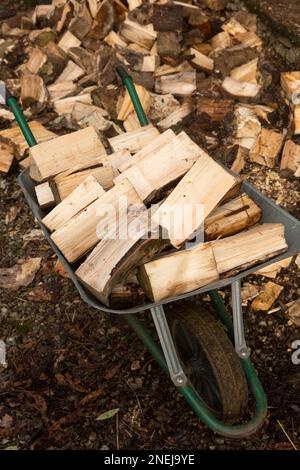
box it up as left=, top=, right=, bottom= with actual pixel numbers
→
left=0, top=0, right=296, bottom=306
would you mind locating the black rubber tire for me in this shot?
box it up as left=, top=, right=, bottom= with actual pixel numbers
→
left=168, top=304, right=249, bottom=424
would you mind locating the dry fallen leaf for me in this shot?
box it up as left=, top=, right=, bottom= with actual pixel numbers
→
left=0, top=257, right=42, bottom=290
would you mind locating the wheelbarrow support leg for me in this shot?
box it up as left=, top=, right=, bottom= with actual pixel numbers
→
left=150, top=306, right=188, bottom=387
left=231, top=280, right=251, bottom=359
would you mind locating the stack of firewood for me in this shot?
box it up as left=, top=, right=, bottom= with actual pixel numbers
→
left=0, top=0, right=295, bottom=306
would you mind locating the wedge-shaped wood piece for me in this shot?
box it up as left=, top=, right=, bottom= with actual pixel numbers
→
left=230, top=58, right=258, bottom=83
left=235, top=31, right=262, bottom=48
left=55, top=60, right=85, bottom=83
left=120, top=19, right=157, bottom=49
left=234, top=106, right=261, bottom=150
left=54, top=93, right=92, bottom=115
left=249, top=128, right=285, bottom=168
left=158, top=102, right=193, bottom=129
left=280, top=140, right=300, bottom=174
left=211, top=224, right=288, bottom=275
left=54, top=165, right=114, bottom=200
left=189, top=47, right=214, bottom=73
left=153, top=153, right=239, bottom=248
left=43, top=176, right=105, bottom=232
left=20, top=74, right=48, bottom=113
left=118, top=129, right=176, bottom=173
left=281, top=71, right=300, bottom=101
left=51, top=178, right=144, bottom=263
left=155, top=71, right=196, bottom=96
left=211, top=31, right=232, bottom=50
left=117, top=84, right=151, bottom=121
left=251, top=281, right=283, bottom=312
left=104, top=30, right=128, bottom=49
left=123, top=113, right=141, bottom=132
left=255, top=257, right=292, bottom=279
left=117, top=131, right=204, bottom=204
left=0, top=121, right=56, bottom=160
left=108, top=125, right=160, bottom=153
left=48, top=80, right=77, bottom=101
left=222, top=77, right=261, bottom=100
left=76, top=210, right=165, bottom=305
left=222, top=18, right=247, bottom=36
left=29, top=126, right=106, bottom=182
left=138, top=243, right=219, bottom=302
left=0, top=137, right=15, bottom=173
left=35, top=181, right=55, bottom=209
left=204, top=193, right=262, bottom=241
left=230, top=145, right=248, bottom=174
left=197, top=97, right=234, bottom=122
left=58, top=30, right=81, bottom=52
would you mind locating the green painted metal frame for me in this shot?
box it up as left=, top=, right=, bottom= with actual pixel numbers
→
left=5, top=73, right=267, bottom=437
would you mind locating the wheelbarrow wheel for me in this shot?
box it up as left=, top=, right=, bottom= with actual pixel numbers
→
left=168, top=304, right=249, bottom=424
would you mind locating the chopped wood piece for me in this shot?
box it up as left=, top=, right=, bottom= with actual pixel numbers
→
left=104, top=30, right=127, bottom=49
left=189, top=47, right=214, bottom=73
left=230, top=145, right=247, bottom=173
left=0, top=257, right=42, bottom=290
left=222, top=18, right=247, bottom=36
left=287, top=299, right=300, bottom=327
left=58, top=30, right=81, bottom=53
left=157, top=32, right=181, bottom=58
left=197, top=97, right=234, bottom=121
left=230, top=58, right=258, bottom=83
left=120, top=20, right=157, bottom=49
left=222, top=77, right=261, bottom=100
left=53, top=92, right=92, bottom=115
left=155, top=71, right=196, bottom=96
left=117, top=84, right=151, bottom=121
left=43, top=176, right=105, bottom=232
left=234, top=106, right=261, bottom=150
left=294, top=106, right=300, bottom=135
left=152, top=4, right=183, bottom=32
left=68, top=3, right=92, bottom=40
left=236, top=31, right=262, bottom=49
left=255, top=257, right=293, bottom=279
left=0, top=121, right=56, bottom=159
left=251, top=281, right=283, bottom=311
left=128, top=0, right=142, bottom=10
left=140, top=55, right=158, bottom=73
left=108, top=125, right=160, bottom=153
left=118, top=129, right=175, bottom=173
left=153, top=152, right=239, bottom=248
left=213, top=45, right=258, bottom=77
left=35, top=181, right=55, bottom=209
left=25, top=47, right=47, bottom=75
left=123, top=113, right=141, bottom=132
left=138, top=243, right=219, bottom=302
left=204, top=193, right=262, bottom=241
left=153, top=61, right=193, bottom=77
left=212, top=224, right=288, bottom=275
left=29, top=126, right=106, bottom=182
left=48, top=80, right=77, bottom=101
left=88, top=0, right=115, bottom=40
left=87, top=0, right=101, bottom=18
left=20, top=74, right=48, bottom=113
left=0, top=137, right=15, bottom=174
left=158, top=101, right=193, bottom=129
left=55, top=60, right=85, bottom=83
left=52, top=178, right=144, bottom=263
left=106, top=150, right=132, bottom=175
left=211, top=31, right=232, bottom=50
left=117, top=131, right=204, bottom=204
left=205, top=0, right=228, bottom=11
left=281, top=71, right=300, bottom=101
left=67, top=46, right=96, bottom=74
left=280, top=140, right=300, bottom=174
left=249, top=128, right=285, bottom=168
left=54, top=165, right=114, bottom=200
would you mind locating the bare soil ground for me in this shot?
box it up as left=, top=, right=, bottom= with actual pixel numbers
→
left=0, top=0, right=300, bottom=451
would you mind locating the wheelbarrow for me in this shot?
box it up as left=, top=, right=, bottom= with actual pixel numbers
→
left=3, top=70, right=300, bottom=438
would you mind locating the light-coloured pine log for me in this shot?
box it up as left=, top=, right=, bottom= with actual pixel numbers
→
left=123, top=113, right=141, bottom=132
left=35, top=181, right=55, bottom=209
left=153, top=152, right=239, bottom=248
left=158, top=101, right=193, bottom=129
left=189, top=47, right=214, bottom=73
left=120, top=20, right=157, bottom=49
left=251, top=281, right=283, bottom=311
left=87, top=0, right=100, bottom=18
left=204, top=193, right=262, bottom=240
left=56, top=2, right=72, bottom=33
left=249, top=128, right=285, bottom=168
left=222, top=77, right=261, bottom=100
left=29, top=126, right=106, bottom=182
left=281, top=71, right=300, bottom=101
left=280, top=140, right=300, bottom=173
left=108, top=125, right=160, bottom=153
left=118, top=129, right=176, bottom=173
left=117, top=131, right=205, bottom=204
left=53, top=93, right=92, bottom=115
left=20, top=74, right=48, bottom=112
left=128, top=0, right=142, bottom=9
left=55, top=60, right=85, bottom=83
left=153, top=61, right=193, bottom=77
left=106, top=150, right=132, bottom=175
left=76, top=211, right=164, bottom=305
left=234, top=106, right=261, bottom=150
left=138, top=243, right=219, bottom=302
left=211, top=31, right=232, bottom=50
left=155, top=71, right=196, bottom=96
left=104, top=30, right=128, bottom=48
left=0, top=138, right=15, bottom=173
left=0, top=121, right=56, bottom=159
left=230, top=58, right=258, bottom=83
left=140, top=55, right=158, bottom=73
left=51, top=178, right=144, bottom=263
left=58, top=30, right=81, bottom=53
left=26, top=47, right=48, bottom=75
left=54, top=165, right=114, bottom=200
left=230, top=145, right=247, bottom=173
left=117, top=84, right=151, bottom=121
left=43, top=175, right=105, bottom=231
left=222, top=18, right=247, bottom=36
left=48, top=80, right=77, bottom=101
left=211, top=223, right=288, bottom=274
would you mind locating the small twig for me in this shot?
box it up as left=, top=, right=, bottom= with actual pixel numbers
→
left=277, top=419, right=298, bottom=450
